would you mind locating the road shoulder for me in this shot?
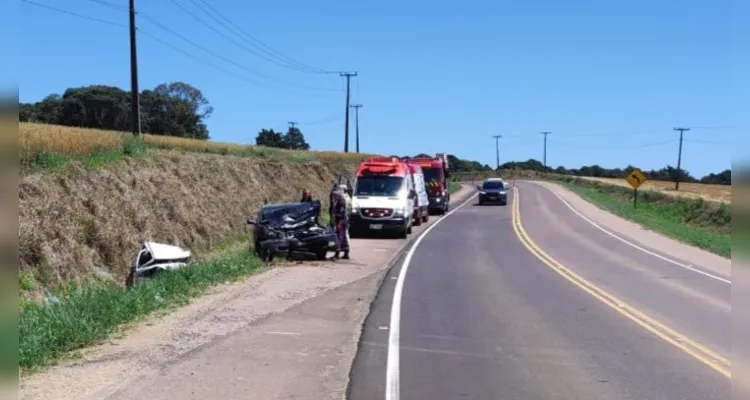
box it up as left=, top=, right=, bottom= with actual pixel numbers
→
left=20, top=185, right=475, bottom=400
left=529, top=180, right=730, bottom=277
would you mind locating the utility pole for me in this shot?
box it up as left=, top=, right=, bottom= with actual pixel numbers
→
left=340, top=72, right=358, bottom=152
left=129, top=0, right=141, bottom=136
left=351, top=104, right=362, bottom=153
left=540, top=132, right=551, bottom=167
left=492, top=135, right=502, bottom=171
left=673, top=127, right=690, bottom=191
left=288, top=121, right=298, bottom=129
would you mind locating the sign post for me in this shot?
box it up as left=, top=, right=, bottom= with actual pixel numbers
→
left=625, top=168, right=647, bottom=210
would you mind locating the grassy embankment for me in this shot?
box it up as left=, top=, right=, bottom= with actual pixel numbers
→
left=19, top=123, right=374, bottom=372
left=453, top=170, right=731, bottom=257
left=448, top=181, right=462, bottom=194
left=554, top=176, right=730, bottom=257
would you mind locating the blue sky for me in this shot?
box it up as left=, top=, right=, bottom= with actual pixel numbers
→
left=17, top=0, right=744, bottom=177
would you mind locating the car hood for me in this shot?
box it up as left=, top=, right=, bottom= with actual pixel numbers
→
left=260, top=200, right=321, bottom=228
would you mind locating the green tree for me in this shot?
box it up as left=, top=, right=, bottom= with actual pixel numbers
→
left=255, top=129, right=285, bottom=147
left=282, top=127, right=310, bottom=150
left=19, top=81, right=213, bottom=139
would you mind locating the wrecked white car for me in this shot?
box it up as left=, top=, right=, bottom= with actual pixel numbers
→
left=125, top=241, right=192, bottom=287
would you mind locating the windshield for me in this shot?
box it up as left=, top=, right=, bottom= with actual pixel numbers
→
left=355, top=176, right=405, bottom=197
left=482, top=181, right=505, bottom=190
left=422, top=168, right=442, bottom=183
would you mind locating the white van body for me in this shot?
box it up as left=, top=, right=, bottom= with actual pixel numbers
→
left=350, top=171, right=415, bottom=237
left=410, top=170, right=430, bottom=223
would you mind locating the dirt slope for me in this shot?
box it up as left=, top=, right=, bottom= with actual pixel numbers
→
left=19, top=150, right=360, bottom=293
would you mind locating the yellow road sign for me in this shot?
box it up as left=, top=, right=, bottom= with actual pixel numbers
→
left=626, top=168, right=647, bottom=189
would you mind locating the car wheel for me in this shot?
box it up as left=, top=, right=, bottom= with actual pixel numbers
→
left=413, top=214, right=422, bottom=226
left=315, top=248, right=328, bottom=261
left=407, top=222, right=413, bottom=234
left=397, top=227, right=408, bottom=239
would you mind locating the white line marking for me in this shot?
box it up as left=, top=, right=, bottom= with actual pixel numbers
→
left=265, top=331, right=301, bottom=336
left=385, top=191, right=479, bottom=400
left=527, top=182, right=731, bottom=284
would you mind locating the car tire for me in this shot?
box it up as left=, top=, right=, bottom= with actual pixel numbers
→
left=397, top=227, right=408, bottom=239
left=407, top=222, right=413, bottom=234
left=315, top=248, right=328, bottom=261
left=413, top=214, right=422, bottom=226
left=422, top=213, right=429, bottom=223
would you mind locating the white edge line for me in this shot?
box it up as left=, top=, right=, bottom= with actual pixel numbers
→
left=526, top=181, right=731, bottom=284
left=385, top=190, right=480, bottom=400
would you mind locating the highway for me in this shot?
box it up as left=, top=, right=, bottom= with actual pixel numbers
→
left=347, top=181, right=730, bottom=400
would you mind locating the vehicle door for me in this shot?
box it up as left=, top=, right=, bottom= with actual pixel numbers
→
left=416, top=173, right=429, bottom=210
left=405, top=174, right=415, bottom=217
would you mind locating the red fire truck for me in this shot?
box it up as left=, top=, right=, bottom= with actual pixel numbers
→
left=408, top=153, right=451, bottom=215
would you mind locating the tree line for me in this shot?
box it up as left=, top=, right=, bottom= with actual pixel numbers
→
left=450, top=158, right=730, bottom=185
left=20, top=83, right=729, bottom=184
left=20, top=82, right=316, bottom=151
left=20, top=82, right=214, bottom=139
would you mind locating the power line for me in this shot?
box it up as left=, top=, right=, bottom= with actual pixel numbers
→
left=548, top=139, right=676, bottom=150
left=684, top=138, right=732, bottom=145
left=191, top=0, right=337, bottom=74
left=298, top=113, right=343, bottom=126
left=89, top=0, right=126, bottom=11
left=492, top=135, right=502, bottom=170
left=89, top=0, right=336, bottom=75
left=123, top=6, right=338, bottom=94
left=540, top=132, right=551, bottom=167
left=25, top=0, right=335, bottom=97
left=22, top=0, right=126, bottom=27
left=163, top=0, right=339, bottom=91
left=673, top=127, right=690, bottom=191
left=129, top=0, right=141, bottom=136
left=351, top=104, right=362, bottom=153
left=340, top=72, right=357, bottom=152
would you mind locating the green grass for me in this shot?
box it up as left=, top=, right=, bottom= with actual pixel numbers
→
left=22, top=134, right=149, bottom=174
left=558, top=180, right=730, bottom=258
left=448, top=181, right=462, bottom=193
left=19, top=251, right=265, bottom=371
left=20, top=123, right=372, bottom=175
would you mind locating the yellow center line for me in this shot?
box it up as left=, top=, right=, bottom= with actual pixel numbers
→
left=510, top=186, right=731, bottom=379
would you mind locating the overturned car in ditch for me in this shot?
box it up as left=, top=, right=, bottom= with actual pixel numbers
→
left=126, top=241, right=192, bottom=287
left=249, top=199, right=339, bottom=262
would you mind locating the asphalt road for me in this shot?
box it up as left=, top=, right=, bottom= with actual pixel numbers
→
left=347, top=182, right=729, bottom=400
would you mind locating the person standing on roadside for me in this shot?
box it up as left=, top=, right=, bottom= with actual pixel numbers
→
left=330, top=187, right=350, bottom=260
left=339, top=183, right=353, bottom=245
left=300, top=188, right=313, bottom=202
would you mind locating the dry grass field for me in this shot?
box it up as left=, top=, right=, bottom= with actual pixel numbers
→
left=577, top=176, right=731, bottom=204
left=19, top=122, right=373, bottom=172
left=19, top=122, right=372, bottom=292
left=452, top=170, right=731, bottom=204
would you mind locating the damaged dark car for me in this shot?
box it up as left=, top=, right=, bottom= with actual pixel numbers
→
left=248, top=200, right=339, bottom=262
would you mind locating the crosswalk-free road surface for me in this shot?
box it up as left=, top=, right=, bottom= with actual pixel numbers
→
left=347, top=182, right=729, bottom=400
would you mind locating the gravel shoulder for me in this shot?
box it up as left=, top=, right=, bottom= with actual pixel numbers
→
left=530, top=181, right=730, bottom=278
left=20, top=185, right=474, bottom=400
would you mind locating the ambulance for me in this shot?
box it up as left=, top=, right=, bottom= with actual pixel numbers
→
left=350, top=157, right=416, bottom=238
